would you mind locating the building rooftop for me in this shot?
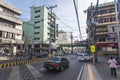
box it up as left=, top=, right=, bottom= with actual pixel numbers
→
left=58, top=30, right=66, bottom=33
left=0, top=0, right=21, bottom=15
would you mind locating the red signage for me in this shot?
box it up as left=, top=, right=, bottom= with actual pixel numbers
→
left=96, top=43, right=118, bottom=47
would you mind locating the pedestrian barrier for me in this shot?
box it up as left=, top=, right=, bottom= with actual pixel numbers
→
left=0, top=59, right=35, bottom=68
left=0, top=57, right=48, bottom=68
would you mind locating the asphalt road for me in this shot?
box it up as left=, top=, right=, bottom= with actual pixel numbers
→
left=0, top=55, right=83, bottom=80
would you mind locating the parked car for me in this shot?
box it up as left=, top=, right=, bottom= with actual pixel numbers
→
left=78, top=53, right=92, bottom=62
left=44, top=57, right=70, bottom=71
left=56, top=51, right=63, bottom=56
left=36, top=52, right=48, bottom=58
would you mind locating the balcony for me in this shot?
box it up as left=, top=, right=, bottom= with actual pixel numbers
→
left=96, top=32, right=108, bottom=35
left=96, top=12, right=116, bottom=18
left=0, top=11, right=22, bottom=25
left=97, top=21, right=116, bottom=26
left=0, top=24, right=22, bottom=34
left=0, top=0, right=21, bottom=15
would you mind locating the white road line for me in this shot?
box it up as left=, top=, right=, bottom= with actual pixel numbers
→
left=40, top=68, right=46, bottom=71
left=8, top=66, right=21, bottom=80
left=26, top=64, right=43, bottom=78
left=77, top=64, right=84, bottom=80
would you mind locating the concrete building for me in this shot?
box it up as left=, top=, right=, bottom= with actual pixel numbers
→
left=0, top=0, right=23, bottom=55
left=57, top=30, right=71, bottom=53
left=57, top=30, right=70, bottom=45
left=87, top=1, right=119, bottom=55
left=23, top=6, right=58, bottom=53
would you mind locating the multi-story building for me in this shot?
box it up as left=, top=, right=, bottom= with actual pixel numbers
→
left=0, top=0, right=23, bottom=55
left=23, top=6, right=58, bottom=53
left=57, top=30, right=70, bottom=45
left=57, top=30, right=70, bottom=53
left=87, top=1, right=119, bottom=55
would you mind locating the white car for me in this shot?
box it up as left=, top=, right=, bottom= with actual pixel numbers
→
left=78, top=53, right=92, bottom=62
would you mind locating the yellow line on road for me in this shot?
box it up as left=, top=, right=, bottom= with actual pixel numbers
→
left=88, top=64, right=94, bottom=80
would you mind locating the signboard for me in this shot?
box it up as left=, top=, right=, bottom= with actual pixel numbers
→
left=90, top=45, right=95, bottom=53
left=106, top=35, right=110, bottom=40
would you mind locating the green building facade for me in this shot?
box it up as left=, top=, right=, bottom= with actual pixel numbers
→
left=23, top=6, right=58, bottom=53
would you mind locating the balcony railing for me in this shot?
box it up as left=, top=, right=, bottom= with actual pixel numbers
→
left=0, top=11, right=22, bottom=25
left=97, top=21, right=116, bottom=26
left=96, top=12, right=116, bottom=17
left=0, top=24, right=22, bottom=34
left=96, top=32, right=108, bottom=35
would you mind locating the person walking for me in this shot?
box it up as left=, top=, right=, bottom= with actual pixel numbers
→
left=108, top=56, right=117, bottom=78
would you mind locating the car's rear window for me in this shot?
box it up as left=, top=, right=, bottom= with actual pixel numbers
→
left=50, top=57, right=60, bottom=61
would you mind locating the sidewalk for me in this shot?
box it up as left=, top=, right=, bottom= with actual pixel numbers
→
left=80, top=57, right=120, bottom=80
left=95, top=57, right=120, bottom=80
left=81, top=63, right=102, bottom=80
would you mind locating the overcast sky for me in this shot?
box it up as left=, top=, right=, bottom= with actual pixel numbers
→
left=4, top=0, right=114, bottom=40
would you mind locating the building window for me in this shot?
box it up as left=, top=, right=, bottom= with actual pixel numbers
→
left=103, top=19, right=106, bottom=22
left=98, top=37, right=106, bottom=42
left=110, top=8, right=115, bottom=12
left=34, top=38, right=40, bottom=40
left=0, top=31, right=2, bottom=37
left=112, top=26, right=115, bottom=32
left=34, top=32, right=40, bottom=34
left=34, top=15, right=40, bottom=18
left=11, top=33, right=15, bottom=39
left=35, top=26, right=40, bottom=29
left=34, top=21, right=40, bottom=24
left=35, top=10, right=41, bottom=13
left=106, top=18, right=111, bottom=22
left=6, top=32, right=8, bottom=38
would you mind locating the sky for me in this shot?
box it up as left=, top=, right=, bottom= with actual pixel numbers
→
left=4, top=0, right=114, bottom=41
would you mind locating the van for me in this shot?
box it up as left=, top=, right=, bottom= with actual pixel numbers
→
left=78, top=53, right=92, bottom=62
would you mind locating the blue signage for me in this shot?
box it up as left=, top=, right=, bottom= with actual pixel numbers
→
left=106, top=35, right=111, bottom=40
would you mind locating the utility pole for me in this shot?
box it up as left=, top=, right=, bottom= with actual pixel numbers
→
left=48, top=5, right=57, bottom=58
left=32, top=23, right=35, bottom=55
left=86, top=0, right=99, bottom=63
left=70, top=32, right=73, bottom=54
left=114, top=0, right=120, bottom=60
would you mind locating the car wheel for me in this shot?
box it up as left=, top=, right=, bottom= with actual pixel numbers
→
left=60, top=66, right=64, bottom=72
left=66, top=64, right=69, bottom=68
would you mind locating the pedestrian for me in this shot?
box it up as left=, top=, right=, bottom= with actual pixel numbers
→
left=108, top=56, right=117, bottom=78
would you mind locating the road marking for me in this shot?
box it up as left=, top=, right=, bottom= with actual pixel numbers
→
left=8, top=66, right=21, bottom=80
left=88, top=64, right=94, bottom=80
left=77, top=64, right=84, bottom=80
left=40, top=68, right=46, bottom=71
left=26, top=64, right=43, bottom=78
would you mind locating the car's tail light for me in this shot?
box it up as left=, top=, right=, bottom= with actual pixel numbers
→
left=52, top=63, right=59, bottom=67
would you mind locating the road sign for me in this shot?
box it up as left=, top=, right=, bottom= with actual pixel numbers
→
left=90, top=45, right=95, bottom=53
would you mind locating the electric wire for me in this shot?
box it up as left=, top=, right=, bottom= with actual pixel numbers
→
left=73, top=0, right=83, bottom=41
